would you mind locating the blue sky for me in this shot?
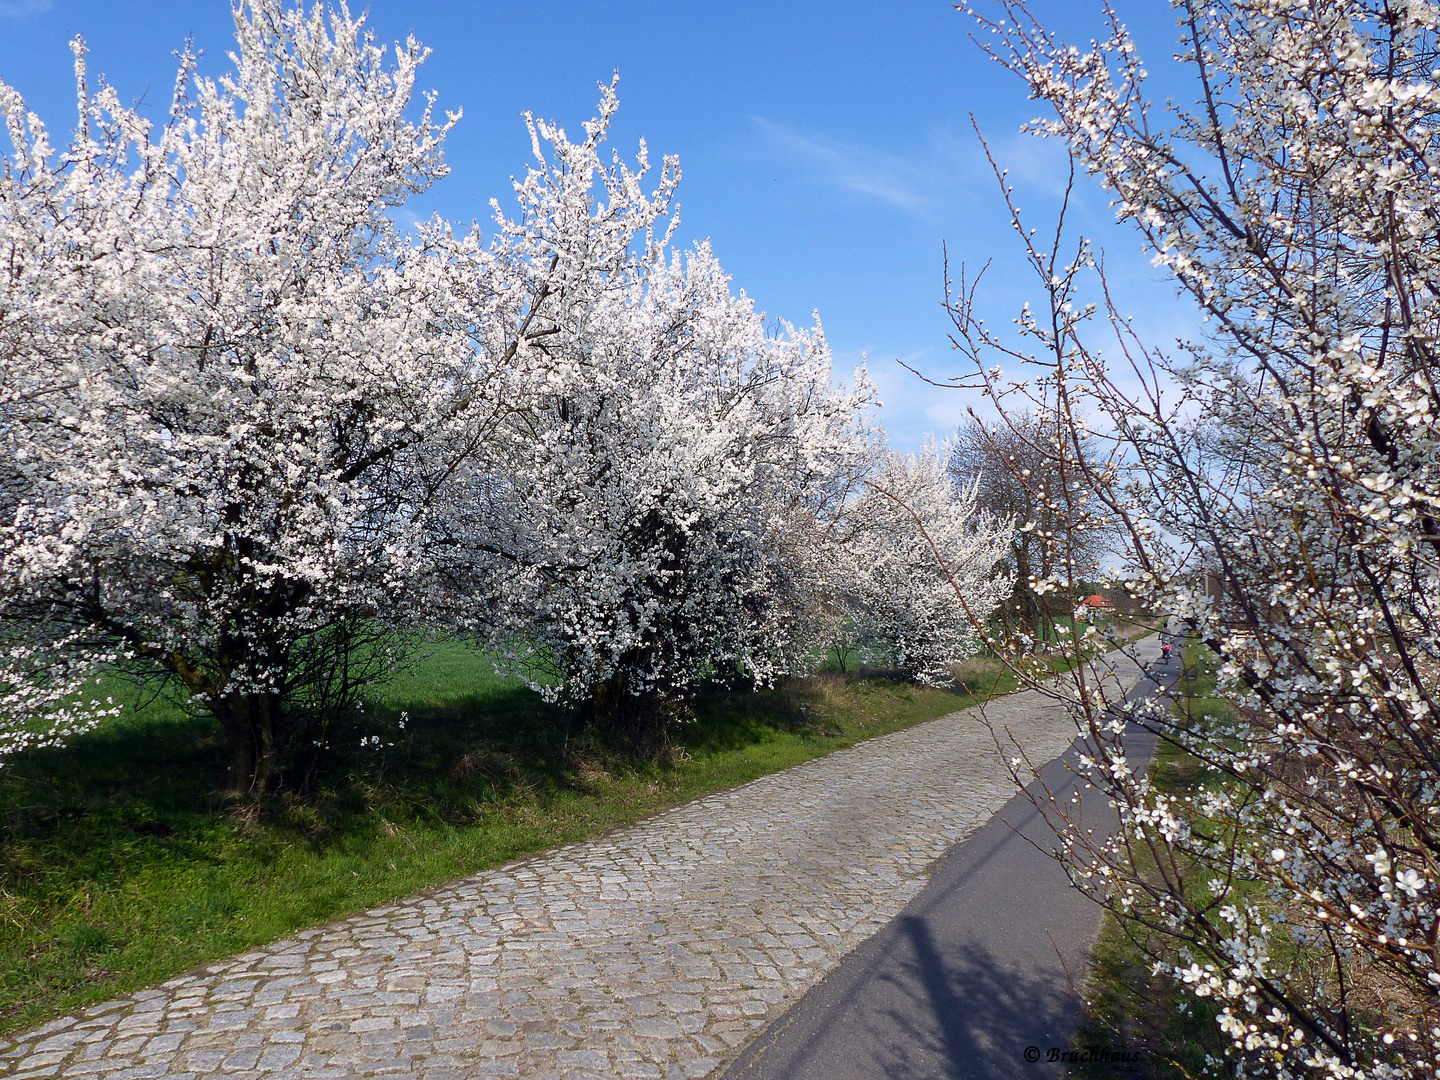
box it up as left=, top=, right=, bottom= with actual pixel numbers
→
left=0, top=0, right=1199, bottom=450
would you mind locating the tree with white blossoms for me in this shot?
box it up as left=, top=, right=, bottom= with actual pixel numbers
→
left=949, top=1, right=1440, bottom=1075
left=949, top=414, right=1116, bottom=642
left=438, top=87, right=879, bottom=747
left=841, top=443, right=1012, bottom=684
left=1, top=225, right=122, bottom=762
left=0, top=0, right=506, bottom=792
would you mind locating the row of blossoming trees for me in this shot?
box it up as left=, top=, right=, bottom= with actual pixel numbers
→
left=0, top=1, right=1012, bottom=791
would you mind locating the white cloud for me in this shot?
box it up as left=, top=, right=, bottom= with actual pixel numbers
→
left=0, top=0, right=53, bottom=19
left=831, top=347, right=988, bottom=452
left=751, top=116, right=1079, bottom=221
left=751, top=117, right=946, bottom=217
left=971, top=126, right=1077, bottom=200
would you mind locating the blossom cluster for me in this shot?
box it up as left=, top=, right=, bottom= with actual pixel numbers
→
left=839, top=442, right=1013, bottom=684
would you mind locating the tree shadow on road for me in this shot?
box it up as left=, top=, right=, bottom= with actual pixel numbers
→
left=731, top=920, right=1096, bottom=1080
left=875, top=918, right=1083, bottom=1078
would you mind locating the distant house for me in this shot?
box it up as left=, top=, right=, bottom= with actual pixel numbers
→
left=1082, top=593, right=1116, bottom=615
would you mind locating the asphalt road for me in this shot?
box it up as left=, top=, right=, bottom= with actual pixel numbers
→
left=721, top=642, right=1175, bottom=1080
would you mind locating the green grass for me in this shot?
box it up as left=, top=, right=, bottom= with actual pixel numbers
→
left=1069, top=640, right=1238, bottom=1080
left=1070, top=735, right=1234, bottom=1080
left=0, top=641, right=1015, bottom=1036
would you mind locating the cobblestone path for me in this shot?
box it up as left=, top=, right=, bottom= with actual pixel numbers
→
left=2, top=649, right=1152, bottom=1080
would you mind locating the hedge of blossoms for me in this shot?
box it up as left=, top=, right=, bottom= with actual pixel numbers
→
left=0, top=1, right=501, bottom=791
left=0, top=0, right=1011, bottom=789
left=954, top=1, right=1440, bottom=1076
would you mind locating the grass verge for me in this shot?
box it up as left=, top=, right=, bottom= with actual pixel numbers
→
left=1067, top=639, right=1236, bottom=1080
left=0, top=642, right=1017, bottom=1037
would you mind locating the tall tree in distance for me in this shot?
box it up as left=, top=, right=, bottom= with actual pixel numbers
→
left=845, top=442, right=1013, bottom=683
left=948, top=416, right=1113, bottom=643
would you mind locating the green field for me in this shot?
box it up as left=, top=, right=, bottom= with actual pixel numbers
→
left=0, top=642, right=1015, bottom=1036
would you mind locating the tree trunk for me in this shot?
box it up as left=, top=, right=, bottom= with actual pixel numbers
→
left=585, top=674, right=672, bottom=757
left=217, top=691, right=283, bottom=795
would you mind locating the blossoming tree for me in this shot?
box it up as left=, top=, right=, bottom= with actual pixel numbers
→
left=956, top=0, right=1440, bottom=1074
left=843, top=443, right=1012, bottom=684
left=0, top=0, right=504, bottom=791
left=440, top=88, right=880, bottom=745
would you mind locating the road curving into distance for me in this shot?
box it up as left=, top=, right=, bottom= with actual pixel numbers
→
left=722, top=632, right=1174, bottom=1080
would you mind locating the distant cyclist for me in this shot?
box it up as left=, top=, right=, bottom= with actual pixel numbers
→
left=1161, top=641, right=1173, bottom=661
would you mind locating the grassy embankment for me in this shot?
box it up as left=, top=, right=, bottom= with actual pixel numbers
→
left=1070, top=640, right=1237, bottom=1080
left=0, top=641, right=1017, bottom=1037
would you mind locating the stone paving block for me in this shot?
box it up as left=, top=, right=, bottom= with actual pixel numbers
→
left=0, top=653, right=1151, bottom=1079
